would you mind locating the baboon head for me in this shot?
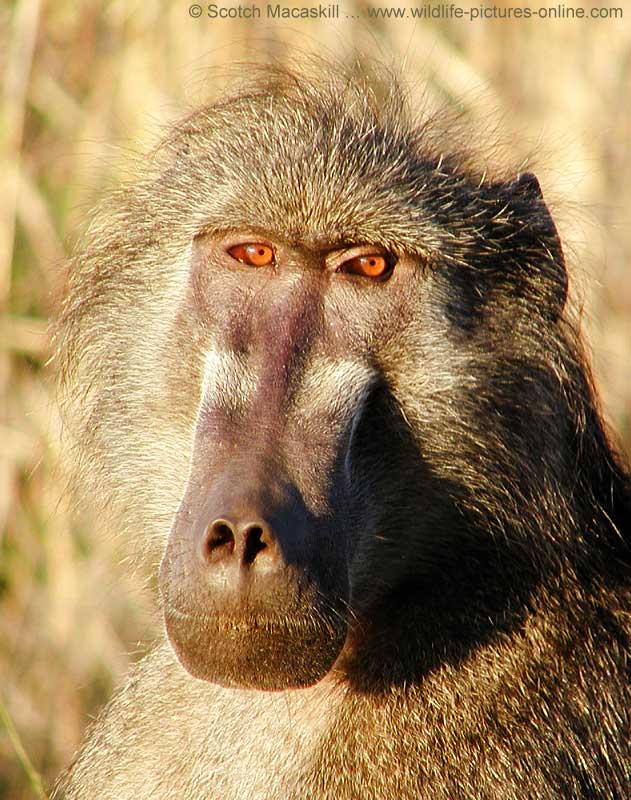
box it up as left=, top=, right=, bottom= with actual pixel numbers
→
left=58, top=65, right=570, bottom=691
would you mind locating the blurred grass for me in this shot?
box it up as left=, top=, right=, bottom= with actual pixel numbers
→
left=1, top=1, right=629, bottom=797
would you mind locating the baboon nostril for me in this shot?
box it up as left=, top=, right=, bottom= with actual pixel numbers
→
left=243, top=525, right=269, bottom=565
left=204, top=520, right=236, bottom=562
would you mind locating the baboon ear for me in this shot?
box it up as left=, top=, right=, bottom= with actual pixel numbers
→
left=508, top=172, right=568, bottom=318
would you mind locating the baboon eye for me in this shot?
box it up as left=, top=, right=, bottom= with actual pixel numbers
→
left=228, top=243, right=275, bottom=267
left=338, top=254, right=393, bottom=280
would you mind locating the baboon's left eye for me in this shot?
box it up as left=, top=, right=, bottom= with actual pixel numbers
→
left=338, top=254, right=394, bottom=280
left=228, top=243, right=275, bottom=266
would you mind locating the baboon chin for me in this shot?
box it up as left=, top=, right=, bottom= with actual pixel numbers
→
left=162, top=606, right=347, bottom=690
left=55, top=62, right=631, bottom=800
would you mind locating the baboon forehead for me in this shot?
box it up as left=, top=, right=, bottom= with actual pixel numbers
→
left=161, top=81, right=475, bottom=252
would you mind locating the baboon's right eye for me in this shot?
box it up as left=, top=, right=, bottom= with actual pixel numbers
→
left=228, top=243, right=275, bottom=267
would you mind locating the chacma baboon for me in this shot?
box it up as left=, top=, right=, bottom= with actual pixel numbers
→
left=55, top=64, right=631, bottom=800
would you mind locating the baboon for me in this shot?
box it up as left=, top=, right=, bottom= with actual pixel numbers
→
left=55, top=64, right=631, bottom=800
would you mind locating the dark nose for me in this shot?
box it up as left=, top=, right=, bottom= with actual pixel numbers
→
left=202, top=515, right=281, bottom=569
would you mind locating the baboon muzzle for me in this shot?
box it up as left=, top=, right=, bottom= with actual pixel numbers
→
left=159, top=458, right=350, bottom=690
left=158, top=273, right=378, bottom=688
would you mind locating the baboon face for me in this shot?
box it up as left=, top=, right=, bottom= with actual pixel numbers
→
left=158, top=232, right=423, bottom=689
left=62, top=71, right=568, bottom=691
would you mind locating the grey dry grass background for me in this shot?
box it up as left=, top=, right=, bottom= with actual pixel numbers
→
left=1, top=1, right=630, bottom=797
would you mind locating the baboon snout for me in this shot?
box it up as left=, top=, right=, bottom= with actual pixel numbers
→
left=159, top=467, right=351, bottom=689
left=158, top=340, right=372, bottom=687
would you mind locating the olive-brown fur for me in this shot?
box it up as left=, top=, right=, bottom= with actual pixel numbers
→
left=54, top=64, right=631, bottom=799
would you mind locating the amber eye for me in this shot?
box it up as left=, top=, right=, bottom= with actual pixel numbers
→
left=339, top=254, right=393, bottom=280
left=228, top=243, right=275, bottom=267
